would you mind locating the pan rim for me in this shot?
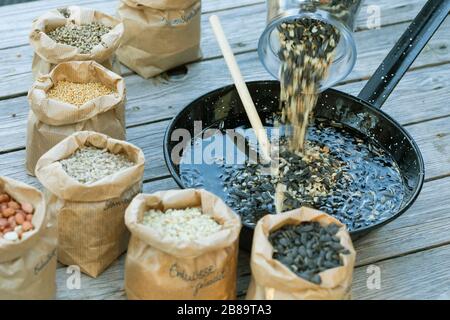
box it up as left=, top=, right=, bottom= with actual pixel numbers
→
left=163, top=80, right=425, bottom=236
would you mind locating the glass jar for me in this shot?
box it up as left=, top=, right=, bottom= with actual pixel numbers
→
left=258, top=0, right=363, bottom=92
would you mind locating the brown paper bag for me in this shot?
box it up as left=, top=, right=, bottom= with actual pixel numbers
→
left=117, top=0, right=202, bottom=78
left=29, top=6, right=124, bottom=78
left=35, top=131, right=145, bottom=278
left=26, top=60, right=126, bottom=176
left=0, top=176, right=57, bottom=300
left=124, top=189, right=241, bottom=299
left=246, top=207, right=356, bottom=300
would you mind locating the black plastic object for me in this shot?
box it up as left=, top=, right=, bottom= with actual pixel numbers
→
left=164, top=0, right=448, bottom=250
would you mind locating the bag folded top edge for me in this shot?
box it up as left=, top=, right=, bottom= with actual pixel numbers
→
left=121, top=0, right=200, bottom=10
left=29, top=6, right=124, bottom=64
left=125, top=189, right=242, bottom=258
left=35, top=131, right=145, bottom=202
left=250, top=207, right=356, bottom=291
left=0, top=176, right=47, bottom=263
left=28, top=60, right=126, bottom=126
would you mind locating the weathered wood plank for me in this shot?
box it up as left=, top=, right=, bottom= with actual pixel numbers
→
left=1, top=61, right=449, bottom=155
left=1, top=17, right=448, bottom=125
left=1, top=113, right=450, bottom=190
left=55, top=233, right=450, bottom=300
left=237, top=244, right=450, bottom=299
left=337, top=64, right=450, bottom=126
left=56, top=249, right=251, bottom=300
left=0, top=0, right=428, bottom=51
left=0, top=2, right=265, bottom=88
left=1, top=1, right=445, bottom=99
left=7, top=128, right=450, bottom=297
left=0, top=0, right=264, bottom=49
left=353, top=176, right=450, bottom=264
left=149, top=175, right=450, bottom=269
left=0, top=119, right=169, bottom=186
left=352, top=244, right=450, bottom=300
left=1, top=0, right=448, bottom=301
left=143, top=176, right=450, bottom=270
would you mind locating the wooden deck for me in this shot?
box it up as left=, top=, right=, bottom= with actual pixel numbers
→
left=0, top=0, right=449, bottom=300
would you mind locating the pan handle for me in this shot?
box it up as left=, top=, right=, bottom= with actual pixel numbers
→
left=357, top=0, right=450, bottom=108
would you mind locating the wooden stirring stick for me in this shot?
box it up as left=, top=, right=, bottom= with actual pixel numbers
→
left=209, top=15, right=272, bottom=163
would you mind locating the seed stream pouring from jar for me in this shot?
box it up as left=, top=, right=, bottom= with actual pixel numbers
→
left=259, top=0, right=362, bottom=91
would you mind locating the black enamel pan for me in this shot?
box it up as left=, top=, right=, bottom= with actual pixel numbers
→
left=164, top=0, right=449, bottom=250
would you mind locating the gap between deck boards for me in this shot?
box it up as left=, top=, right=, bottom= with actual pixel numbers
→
left=0, top=0, right=428, bottom=51
left=0, top=58, right=449, bottom=155
left=0, top=0, right=444, bottom=100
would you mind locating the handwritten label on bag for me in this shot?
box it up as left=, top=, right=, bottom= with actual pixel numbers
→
left=34, top=248, right=57, bottom=275
left=169, top=263, right=225, bottom=297
left=104, top=184, right=141, bottom=211
left=161, top=5, right=201, bottom=26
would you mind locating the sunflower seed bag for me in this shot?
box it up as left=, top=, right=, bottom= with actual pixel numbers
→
left=29, top=6, right=124, bottom=78
left=35, top=131, right=145, bottom=278
left=246, top=207, right=356, bottom=300
left=124, top=189, right=241, bottom=299
left=0, top=176, right=57, bottom=300
left=117, top=0, right=202, bottom=78
left=26, top=61, right=126, bottom=176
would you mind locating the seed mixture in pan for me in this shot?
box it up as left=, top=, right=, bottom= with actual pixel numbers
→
left=48, top=81, right=115, bottom=106
left=47, top=22, right=112, bottom=54
left=312, top=0, right=362, bottom=22
left=181, top=120, right=405, bottom=231
left=270, top=222, right=350, bottom=284
left=59, top=146, right=134, bottom=184
left=278, top=18, right=340, bottom=153
left=141, top=207, right=222, bottom=241
left=0, top=192, right=35, bottom=241
left=225, top=122, right=405, bottom=229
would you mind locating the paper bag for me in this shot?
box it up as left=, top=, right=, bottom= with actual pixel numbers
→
left=35, top=131, right=145, bottom=278
left=117, top=0, right=202, bottom=78
left=124, top=189, right=241, bottom=299
left=246, top=207, right=356, bottom=300
left=29, top=6, right=124, bottom=77
left=26, top=60, right=126, bottom=176
left=0, top=176, right=57, bottom=300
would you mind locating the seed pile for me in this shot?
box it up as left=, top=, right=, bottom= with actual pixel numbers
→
left=60, top=146, right=134, bottom=184
left=48, top=81, right=115, bottom=106
left=224, top=162, right=277, bottom=225
left=215, top=121, right=405, bottom=230
left=223, top=139, right=342, bottom=224
left=313, top=0, right=361, bottom=24
left=47, top=22, right=112, bottom=54
left=270, top=222, right=350, bottom=284
left=278, top=18, right=340, bottom=152
left=0, top=192, right=35, bottom=241
left=276, top=139, right=344, bottom=212
left=141, top=207, right=222, bottom=241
